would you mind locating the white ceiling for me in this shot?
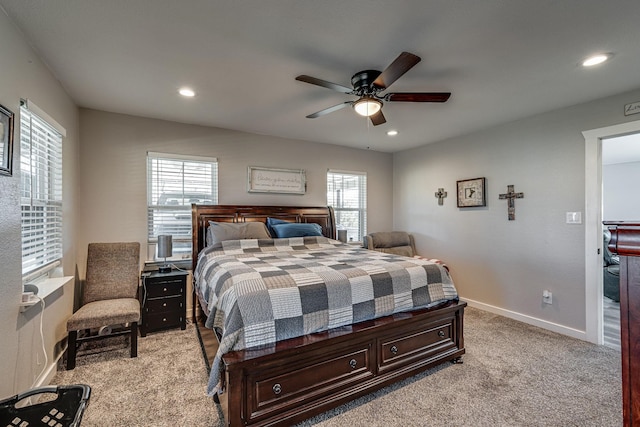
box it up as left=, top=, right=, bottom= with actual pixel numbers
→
left=2, top=1, right=640, bottom=153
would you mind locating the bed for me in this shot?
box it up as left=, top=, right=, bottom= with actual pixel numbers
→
left=191, top=204, right=466, bottom=427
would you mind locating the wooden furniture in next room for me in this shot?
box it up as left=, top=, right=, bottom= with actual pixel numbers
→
left=140, top=270, right=187, bottom=337
left=605, top=221, right=640, bottom=426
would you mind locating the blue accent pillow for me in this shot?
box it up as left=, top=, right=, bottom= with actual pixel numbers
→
left=271, top=222, right=323, bottom=238
left=266, top=217, right=289, bottom=236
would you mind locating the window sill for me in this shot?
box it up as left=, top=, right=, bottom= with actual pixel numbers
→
left=20, top=276, right=74, bottom=313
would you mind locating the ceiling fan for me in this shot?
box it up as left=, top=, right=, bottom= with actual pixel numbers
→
left=295, top=52, right=451, bottom=126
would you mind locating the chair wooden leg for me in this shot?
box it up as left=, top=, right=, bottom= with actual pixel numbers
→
left=130, top=322, right=138, bottom=358
left=67, top=330, right=78, bottom=370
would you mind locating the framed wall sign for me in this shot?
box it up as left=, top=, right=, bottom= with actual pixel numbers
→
left=0, top=104, right=14, bottom=176
left=457, top=177, right=486, bottom=207
left=248, top=166, right=306, bottom=194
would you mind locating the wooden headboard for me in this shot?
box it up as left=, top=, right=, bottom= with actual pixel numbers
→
left=191, top=204, right=336, bottom=270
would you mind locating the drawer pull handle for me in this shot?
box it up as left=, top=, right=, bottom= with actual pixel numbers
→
left=162, top=318, right=167, bottom=322
left=163, top=303, right=167, bottom=307
left=349, top=359, right=357, bottom=369
left=272, top=384, right=282, bottom=395
left=390, top=345, right=398, bottom=355
left=438, top=330, right=445, bottom=338
left=163, top=287, right=167, bottom=292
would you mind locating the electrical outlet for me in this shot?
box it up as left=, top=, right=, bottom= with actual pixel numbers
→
left=542, top=290, right=553, bottom=304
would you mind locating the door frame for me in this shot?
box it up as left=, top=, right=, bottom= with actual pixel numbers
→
left=583, top=119, right=640, bottom=344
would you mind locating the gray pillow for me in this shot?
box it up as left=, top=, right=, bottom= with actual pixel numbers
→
left=206, top=221, right=271, bottom=246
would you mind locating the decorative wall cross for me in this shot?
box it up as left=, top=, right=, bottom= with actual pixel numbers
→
left=435, top=188, right=447, bottom=205
left=498, top=185, right=524, bottom=220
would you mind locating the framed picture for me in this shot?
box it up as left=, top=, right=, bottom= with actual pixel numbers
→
left=0, top=104, right=14, bottom=176
left=247, top=166, right=306, bottom=194
left=457, top=177, right=486, bottom=207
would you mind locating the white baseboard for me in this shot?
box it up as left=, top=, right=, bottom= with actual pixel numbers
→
left=462, top=297, right=588, bottom=341
left=32, top=344, right=66, bottom=388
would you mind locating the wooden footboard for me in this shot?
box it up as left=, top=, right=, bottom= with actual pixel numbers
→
left=209, top=300, right=465, bottom=427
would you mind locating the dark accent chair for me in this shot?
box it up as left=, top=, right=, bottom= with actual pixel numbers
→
left=603, top=229, right=620, bottom=302
left=66, top=242, right=141, bottom=369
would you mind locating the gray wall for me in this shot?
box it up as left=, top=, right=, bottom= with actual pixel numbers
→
left=3, top=0, right=640, bottom=399
left=393, top=88, right=640, bottom=333
left=77, top=109, right=394, bottom=276
left=603, top=161, right=640, bottom=221
left=0, top=11, right=79, bottom=397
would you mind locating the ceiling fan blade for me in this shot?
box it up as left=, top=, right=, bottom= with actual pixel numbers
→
left=385, top=92, right=451, bottom=102
left=370, top=110, right=386, bottom=126
left=372, top=52, right=421, bottom=89
left=296, top=75, right=353, bottom=94
left=306, top=102, right=352, bottom=118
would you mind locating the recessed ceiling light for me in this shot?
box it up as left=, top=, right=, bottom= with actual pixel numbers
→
left=178, top=87, right=195, bottom=97
left=387, top=130, right=398, bottom=136
left=582, top=54, right=610, bottom=67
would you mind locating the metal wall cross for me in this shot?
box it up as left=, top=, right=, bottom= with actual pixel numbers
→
left=435, top=188, right=447, bottom=205
left=498, top=185, right=524, bottom=220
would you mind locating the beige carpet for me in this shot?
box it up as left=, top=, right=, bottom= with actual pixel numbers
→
left=51, top=308, right=622, bottom=426
left=51, top=325, right=219, bottom=426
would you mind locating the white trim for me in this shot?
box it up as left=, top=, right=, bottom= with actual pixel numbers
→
left=32, top=351, right=65, bottom=388
left=583, top=119, right=640, bottom=344
left=20, top=99, right=66, bottom=137
left=147, top=151, right=217, bottom=163
left=19, top=276, right=74, bottom=312
left=22, top=260, right=61, bottom=284
left=463, top=298, right=587, bottom=340
left=327, top=168, right=366, bottom=176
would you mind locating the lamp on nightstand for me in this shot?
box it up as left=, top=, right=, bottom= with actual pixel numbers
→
left=157, top=235, right=172, bottom=273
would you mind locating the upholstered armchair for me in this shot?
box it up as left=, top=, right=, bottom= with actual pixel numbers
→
left=365, top=231, right=417, bottom=257
left=365, top=231, right=449, bottom=271
left=66, top=242, right=141, bottom=369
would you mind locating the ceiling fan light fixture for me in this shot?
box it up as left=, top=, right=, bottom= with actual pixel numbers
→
left=353, top=98, right=382, bottom=117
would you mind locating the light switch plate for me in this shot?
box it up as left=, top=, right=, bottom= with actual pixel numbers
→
left=566, top=212, right=582, bottom=224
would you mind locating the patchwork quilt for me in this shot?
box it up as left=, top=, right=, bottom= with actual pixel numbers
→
left=194, top=236, right=458, bottom=395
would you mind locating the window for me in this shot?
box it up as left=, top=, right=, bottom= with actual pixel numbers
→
left=147, top=152, right=218, bottom=258
left=20, top=101, right=65, bottom=278
left=327, top=170, right=367, bottom=242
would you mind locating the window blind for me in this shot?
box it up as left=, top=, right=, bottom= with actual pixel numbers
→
left=327, top=170, right=367, bottom=242
left=147, top=152, right=218, bottom=255
left=20, top=104, right=64, bottom=276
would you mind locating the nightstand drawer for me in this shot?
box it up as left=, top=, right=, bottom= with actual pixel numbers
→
left=144, top=296, right=184, bottom=314
left=145, top=280, right=184, bottom=298
left=145, top=312, right=184, bottom=330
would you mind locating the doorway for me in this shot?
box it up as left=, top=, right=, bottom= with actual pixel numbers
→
left=583, top=119, right=640, bottom=345
left=601, top=134, right=640, bottom=348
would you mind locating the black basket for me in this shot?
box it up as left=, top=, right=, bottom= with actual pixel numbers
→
left=0, top=384, right=90, bottom=427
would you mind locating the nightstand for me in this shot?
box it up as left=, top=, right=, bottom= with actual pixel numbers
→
left=140, top=270, right=187, bottom=337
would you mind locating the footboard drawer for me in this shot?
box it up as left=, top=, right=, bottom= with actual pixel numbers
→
left=377, top=314, right=458, bottom=373
left=245, top=341, right=374, bottom=422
